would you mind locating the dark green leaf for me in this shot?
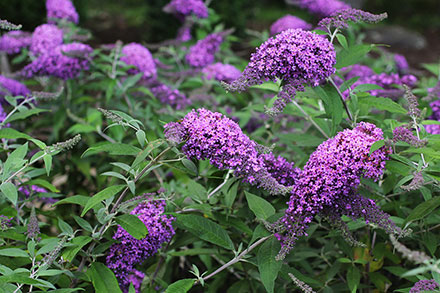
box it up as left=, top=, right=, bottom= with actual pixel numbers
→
left=245, top=191, right=275, bottom=220
left=406, top=197, right=440, bottom=223
left=165, top=279, right=195, bottom=293
left=0, top=182, right=18, bottom=205
left=82, top=143, right=141, bottom=158
left=81, top=185, right=124, bottom=216
left=176, top=214, right=234, bottom=250
left=369, top=140, right=385, bottom=156
left=87, top=262, right=122, bottom=293
left=359, top=96, right=407, bottom=114
left=115, top=214, right=148, bottom=240
left=257, top=237, right=282, bottom=293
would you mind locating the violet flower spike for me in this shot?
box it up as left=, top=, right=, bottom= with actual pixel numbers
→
left=318, top=8, right=388, bottom=30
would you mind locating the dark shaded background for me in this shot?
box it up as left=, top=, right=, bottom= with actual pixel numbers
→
left=1, top=0, right=439, bottom=65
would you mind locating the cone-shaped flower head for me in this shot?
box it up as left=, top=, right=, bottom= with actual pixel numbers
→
left=164, top=0, right=208, bottom=19
left=270, top=15, right=312, bottom=35
left=120, top=43, right=157, bottom=81
left=0, top=31, right=32, bottom=54
left=0, top=75, right=30, bottom=99
left=185, top=33, right=223, bottom=68
left=46, top=0, right=79, bottom=24
left=202, top=62, right=241, bottom=83
left=30, top=24, right=63, bottom=56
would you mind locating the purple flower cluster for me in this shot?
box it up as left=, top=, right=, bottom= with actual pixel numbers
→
left=176, top=25, right=192, bottom=42
left=30, top=24, right=63, bottom=56
left=261, top=153, right=300, bottom=187
left=46, top=0, right=79, bottom=24
left=273, top=122, right=400, bottom=258
left=0, top=75, right=30, bottom=99
left=163, top=0, right=209, bottom=19
left=106, top=199, right=175, bottom=292
left=426, top=100, right=440, bottom=134
left=337, top=65, right=417, bottom=99
left=202, top=63, right=241, bottom=83
left=150, top=84, right=191, bottom=110
left=318, top=8, right=388, bottom=30
left=164, top=108, right=294, bottom=195
left=224, top=29, right=336, bottom=115
left=394, top=54, right=409, bottom=72
left=185, top=33, right=223, bottom=67
left=0, top=31, right=32, bottom=54
left=410, top=279, right=439, bottom=293
left=121, top=43, right=157, bottom=81
left=393, top=126, right=427, bottom=148
left=270, top=15, right=312, bottom=35
left=290, top=0, right=350, bottom=17
left=24, top=43, right=93, bottom=80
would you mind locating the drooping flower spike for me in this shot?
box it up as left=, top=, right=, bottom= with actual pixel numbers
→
left=202, top=63, right=241, bottom=83
left=271, top=122, right=404, bottom=259
left=30, top=24, right=64, bottom=56
left=164, top=108, right=297, bottom=195
left=318, top=8, right=388, bottom=30
left=163, top=0, right=209, bottom=19
left=0, top=31, right=32, bottom=54
left=223, top=29, right=336, bottom=115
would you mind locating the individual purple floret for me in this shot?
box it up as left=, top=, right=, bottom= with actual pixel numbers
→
left=318, top=8, right=387, bottom=30
left=394, top=54, right=409, bottom=72
left=425, top=99, right=440, bottom=134
left=410, top=279, right=439, bottom=293
left=0, top=31, right=32, bottom=54
left=164, top=108, right=293, bottom=195
left=223, top=29, right=336, bottom=115
left=106, top=199, right=175, bottom=293
left=393, top=126, right=427, bottom=148
left=46, top=0, right=79, bottom=24
left=24, top=43, right=92, bottom=80
left=0, top=75, right=30, bottom=99
left=30, top=24, right=63, bottom=56
left=270, top=15, right=312, bottom=35
left=202, top=63, right=241, bottom=83
left=120, top=43, right=157, bottom=81
left=272, top=122, right=401, bottom=259
left=289, top=0, right=350, bottom=17
left=163, top=0, right=209, bottom=19
left=150, top=84, right=191, bottom=110
left=185, top=33, right=223, bottom=68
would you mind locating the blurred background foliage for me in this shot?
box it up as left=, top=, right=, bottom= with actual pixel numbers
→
left=2, top=0, right=439, bottom=41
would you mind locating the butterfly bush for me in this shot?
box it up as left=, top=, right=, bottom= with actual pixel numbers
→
left=24, top=43, right=93, bottom=80
left=185, top=33, right=223, bottom=68
left=272, top=122, right=402, bottom=259
left=202, top=63, right=241, bottom=83
left=163, top=0, right=209, bottom=19
left=0, top=75, right=30, bottom=99
left=120, top=43, right=157, bottom=81
left=223, top=29, right=336, bottom=115
left=410, top=279, right=439, bottom=293
left=270, top=15, right=312, bottom=35
left=150, top=84, right=191, bottom=110
left=0, top=31, right=32, bottom=54
left=30, top=24, right=64, bottom=56
left=164, top=108, right=294, bottom=195
left=318, top=8, right=388, bottom=30
left=106, top=199, right=175, bottom=292
left=46, top=0, right=79, bottom=24
left=289, top=0, right=350, bottom=17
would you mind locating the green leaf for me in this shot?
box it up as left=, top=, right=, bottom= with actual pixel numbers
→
left=0, top=273, right=55, bottom=289
left=187, top=180, right=207, bottom=202
left=336, top=34, right=348, bottom=50
left=313, top=84, right=343, bottom=135
left=257, top=237, right=282, bottom=293
left=73, top=215, right=93, bottom=232
left=43, top=154, right=52, bottom=176
left=135, top=130, right=146, bottom=148
left=120, top=72, right=143, bottom=93
left=82, top=143, right=141, bottom=158
left=62, top=236, right=92, bottom=262
left=250, top=82, right=280, bottom=92
left=0, top=128, right=45, bottom=148
left=406, top=197, right=440, bottom=223
left=165, top=279, right=195, bottom=293
left=359, top=96, right=407, bottom=114
left=58, top=218, right=73, bottom=235
left=176, top=214, right=234, bottom=250
left=115, top=214, right=148, bottom=240
left=347, top=266, right=360, bottom=292
left=0, top=182, right=18, bottom=205
left=245, top=191, right=275, bottom=220
left=53, top=195, right=91, bottom=207
left=0, top=248, right=29, bottom=258
left=3, top=142, right=28, bottom=179
left=24, top=179, right=59, bottom=193
left=4, top=108, right=49, bottom=124
left=87, top=262, right=122, bottom=293
left=336, top=44, right=373, bottom=69
left=369, top=140, right=385, bottom=156
left=81, top=185, right=125, bottom=216
left=181, top=159, right=198, bottom=176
